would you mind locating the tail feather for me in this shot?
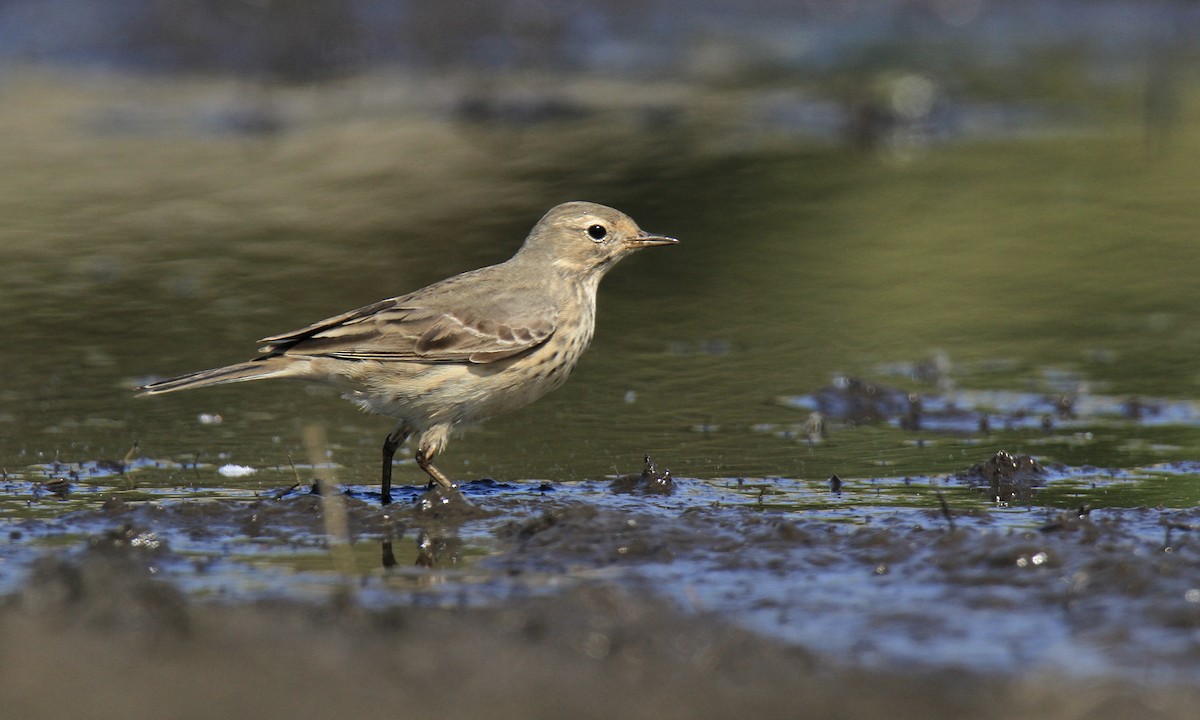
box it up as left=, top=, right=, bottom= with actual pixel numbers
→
left=137, top=357, right=292, bottom=395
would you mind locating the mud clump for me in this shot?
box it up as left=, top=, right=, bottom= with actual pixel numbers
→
left=16, top=524, right=188, bottom=636
left=609, top=455, right=674, bottom=495
left=498, top=504, right=673, bottom=566
left=809, top=377, right=913, bottom=424
left=955, top=450, right=1046, bottom=503
left=405, top=483, right=494, bottom=520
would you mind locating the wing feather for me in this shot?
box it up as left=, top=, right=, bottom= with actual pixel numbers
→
left=256, top=289, right=556, bottom=364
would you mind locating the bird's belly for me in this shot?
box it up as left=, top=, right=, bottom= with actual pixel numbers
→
left=335, top=339, right=587, bottom=429
left=468, top=350, right=579, bottom=416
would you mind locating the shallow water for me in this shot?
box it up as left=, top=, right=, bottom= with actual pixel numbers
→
left=3, top=48, right=1200, bottom=697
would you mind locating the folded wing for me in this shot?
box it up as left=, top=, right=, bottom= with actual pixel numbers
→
left=257, top=295, right=556, bottom=364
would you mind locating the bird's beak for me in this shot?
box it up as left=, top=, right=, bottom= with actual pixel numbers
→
left=626, top=232, right=679, bottom=249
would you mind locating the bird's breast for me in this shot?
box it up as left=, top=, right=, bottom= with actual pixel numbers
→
left=467, top=287, right=597, bottom=415
left=338, top=282, right=601, bottom=428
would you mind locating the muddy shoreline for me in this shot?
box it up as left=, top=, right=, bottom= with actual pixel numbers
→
left=4, top=465, right=1200, bottom=719
left=5, top=499, right=1200, bottom=720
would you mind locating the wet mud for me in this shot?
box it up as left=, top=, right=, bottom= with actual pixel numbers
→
left=4, top=543, right=1198, bottom=720
left=608, top=455, right=674, bottom=495
left=782, top=373, right=1200, bottom=435
left=955, top=450, right=1048, bottom=503
left=4, top=449, right=1200, bottom=718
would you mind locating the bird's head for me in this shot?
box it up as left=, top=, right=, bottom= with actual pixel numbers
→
left=519, top=201, right=678, bottom=276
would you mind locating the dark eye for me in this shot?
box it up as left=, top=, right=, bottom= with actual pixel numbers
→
left=587, top=224, right=607, bottom=241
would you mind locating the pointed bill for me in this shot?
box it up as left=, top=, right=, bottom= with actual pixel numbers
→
left=624, top=232, right=679, bottom=249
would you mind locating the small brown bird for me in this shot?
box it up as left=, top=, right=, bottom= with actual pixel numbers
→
left=138, top=202, right=677, bottom=504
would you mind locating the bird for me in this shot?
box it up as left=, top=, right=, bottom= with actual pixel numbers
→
left=137, top=201, right=677, bottom=504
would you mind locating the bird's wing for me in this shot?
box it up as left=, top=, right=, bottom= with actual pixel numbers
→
left=257, top=287, right=557, bottom=364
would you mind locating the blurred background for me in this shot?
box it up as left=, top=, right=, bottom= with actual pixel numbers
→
left=7, top=5, right=1200, bottom=703
left=3, top=0, right=1200, bottom=489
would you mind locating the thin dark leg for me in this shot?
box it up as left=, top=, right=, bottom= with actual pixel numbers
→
left=381, top=429, right=407, bottom=506
left=415, top=447, right=456, bottom=490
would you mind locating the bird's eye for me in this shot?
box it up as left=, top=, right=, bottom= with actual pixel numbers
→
left=587, top=224, right=607, bottom=241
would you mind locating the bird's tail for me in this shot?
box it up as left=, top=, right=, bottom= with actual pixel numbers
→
left=137, top=357, right=293, bottom=396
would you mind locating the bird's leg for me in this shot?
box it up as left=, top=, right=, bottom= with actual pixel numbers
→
left=381, top=428, right=408, bottom=506
left=415, top=446, right=457, bottom=490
